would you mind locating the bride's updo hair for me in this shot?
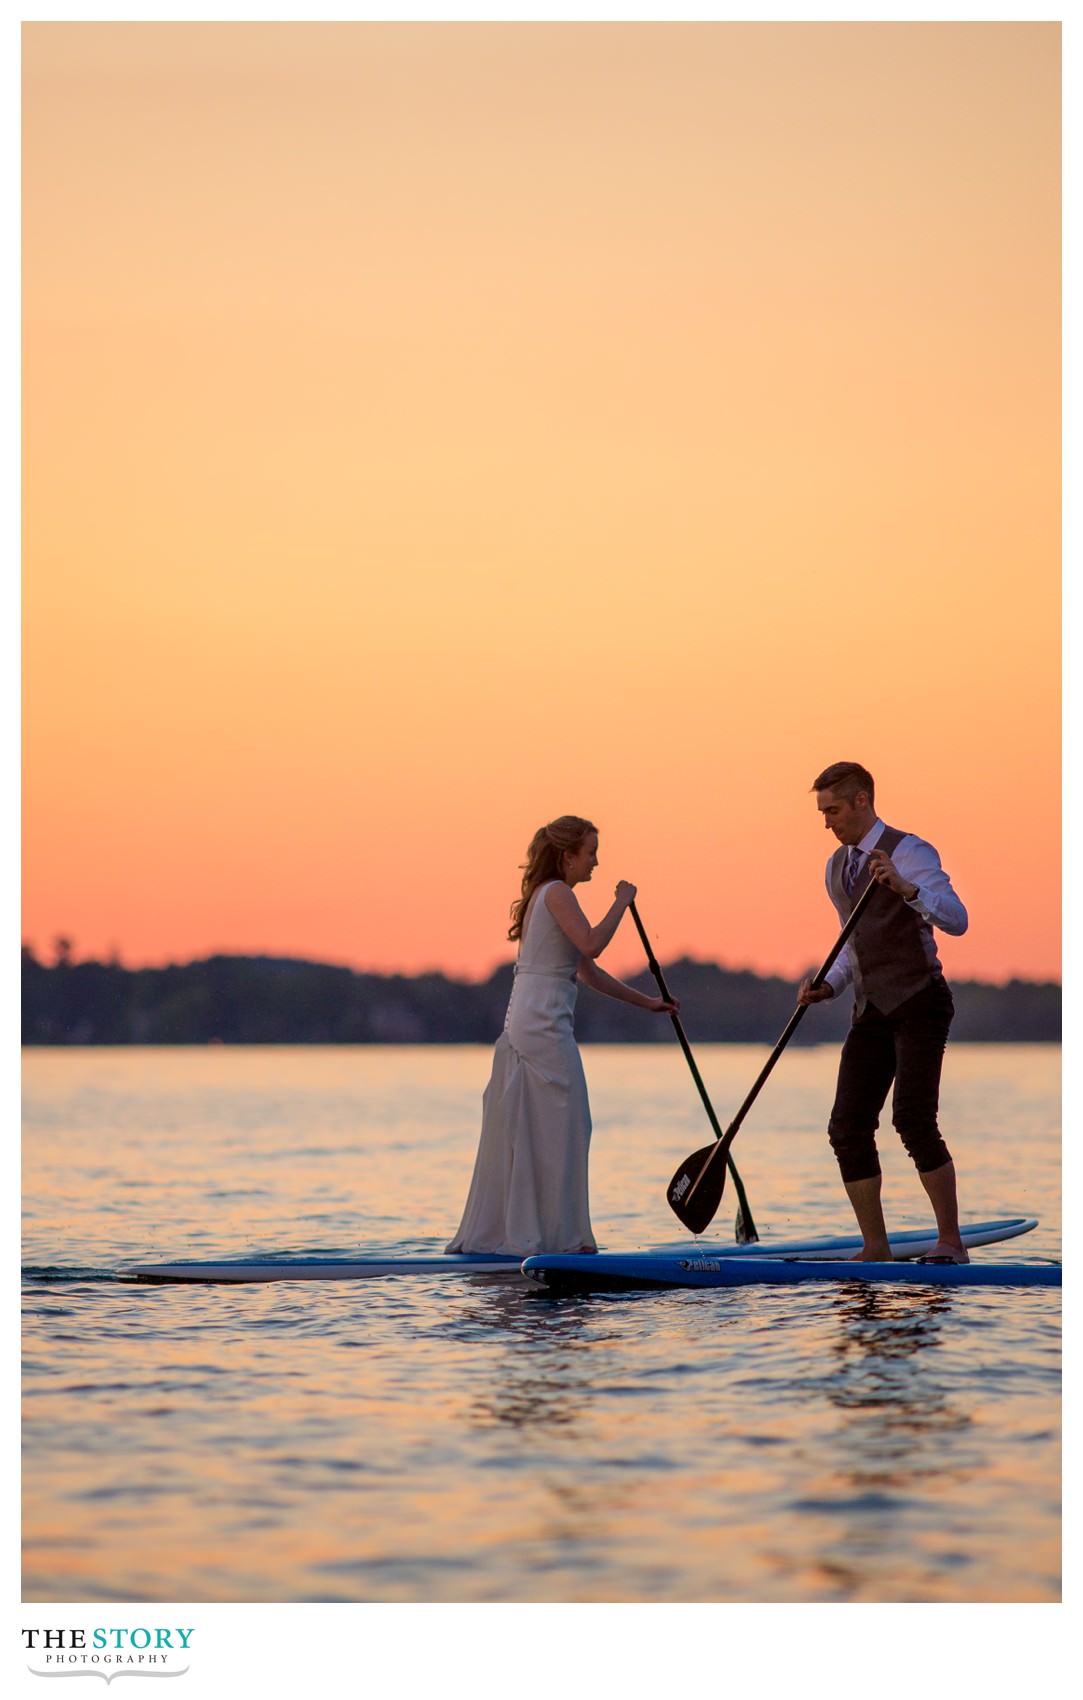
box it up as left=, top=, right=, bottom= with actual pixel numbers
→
left=508, top=816, right=597, bottom=941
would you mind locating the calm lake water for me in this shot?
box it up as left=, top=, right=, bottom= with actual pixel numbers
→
left=22, top=1043, right=1061, bottom=1605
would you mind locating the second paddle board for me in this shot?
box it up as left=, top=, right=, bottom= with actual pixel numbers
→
left=126, top=1216, right=1037, bottom=1283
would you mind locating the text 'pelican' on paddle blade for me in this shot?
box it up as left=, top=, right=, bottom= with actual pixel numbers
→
left=667, top=1140, right=729, bottom=1235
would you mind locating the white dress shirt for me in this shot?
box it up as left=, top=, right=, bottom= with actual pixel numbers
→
left=824, top=818, right=968, bottom=998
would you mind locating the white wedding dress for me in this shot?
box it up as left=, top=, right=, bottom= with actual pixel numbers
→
left=446, top=881, right=595, bottom=1255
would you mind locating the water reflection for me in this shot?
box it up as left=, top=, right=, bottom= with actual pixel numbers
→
left=452, top=1280, right=603, bottom=1433
left=831, top=1282, right=955, bottom=1350
left=779, top=1284, right=984, bottom=1589
left=824, top=1286, right=971, bottom=1437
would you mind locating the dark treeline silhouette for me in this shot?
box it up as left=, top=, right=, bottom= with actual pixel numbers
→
left=21, top=946, right=1061, bottom=1047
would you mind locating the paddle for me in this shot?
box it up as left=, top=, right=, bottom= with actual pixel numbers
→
left=628, top=900, right=758, bottom=1244
left=665, top=877, right=881, bottom=1235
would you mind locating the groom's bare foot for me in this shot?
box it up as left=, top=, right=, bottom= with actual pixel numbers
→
left=924, top=1241, right=969, bottom=1264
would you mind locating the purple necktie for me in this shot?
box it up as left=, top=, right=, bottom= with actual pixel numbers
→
left=844, top=848, right=863, bottom=896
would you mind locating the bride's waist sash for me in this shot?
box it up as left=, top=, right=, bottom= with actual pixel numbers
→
left=513, top=963, right=577, bottom=982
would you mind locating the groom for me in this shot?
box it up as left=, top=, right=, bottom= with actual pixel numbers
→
left=798, top=762, right=970, bottom=1262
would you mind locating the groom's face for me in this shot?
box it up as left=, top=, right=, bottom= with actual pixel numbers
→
left=816, top=788, right=871, bottom=846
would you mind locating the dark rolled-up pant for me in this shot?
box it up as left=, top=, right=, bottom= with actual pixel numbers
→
left=828, top=976, right=955, bottom=1183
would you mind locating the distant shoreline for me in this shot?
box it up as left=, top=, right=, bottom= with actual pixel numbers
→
left=21, top=950, right=1061, bottom=1047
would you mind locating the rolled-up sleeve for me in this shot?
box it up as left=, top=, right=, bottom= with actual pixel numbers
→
left=894, top=836, right=968, bottom=935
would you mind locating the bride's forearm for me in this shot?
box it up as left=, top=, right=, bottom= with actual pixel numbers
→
left=579, top=961, right=656, bottom=1008
left=582, top=898, right=630, bottom=959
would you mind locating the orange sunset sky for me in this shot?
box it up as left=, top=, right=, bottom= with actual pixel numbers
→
left=22, top=20, right=1061, bottom=987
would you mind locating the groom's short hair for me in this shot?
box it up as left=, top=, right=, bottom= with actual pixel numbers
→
left=811, top=762, right=875, bottom=806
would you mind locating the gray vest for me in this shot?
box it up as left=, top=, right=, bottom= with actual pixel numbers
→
left=830, top=825, right=938, bottom=1015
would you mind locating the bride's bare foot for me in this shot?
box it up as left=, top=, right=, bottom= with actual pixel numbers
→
left=849, top=1246, right=893, bottom=1261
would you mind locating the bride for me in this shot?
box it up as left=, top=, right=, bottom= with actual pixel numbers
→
left=446, top=815, right=676, bottom=1256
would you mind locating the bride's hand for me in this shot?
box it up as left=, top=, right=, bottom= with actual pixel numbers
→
left=614, top=880, right=637, bottom=906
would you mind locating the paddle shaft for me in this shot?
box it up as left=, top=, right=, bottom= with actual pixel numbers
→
left=685, top=873, right=882, bottom=1200
left=628, top=900, right=758, bottom=1241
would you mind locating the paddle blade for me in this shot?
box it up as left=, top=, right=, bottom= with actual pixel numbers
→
left=734, top=1203, right=759, bottom=1246
left=667, top=1140, right=728, bottom=1235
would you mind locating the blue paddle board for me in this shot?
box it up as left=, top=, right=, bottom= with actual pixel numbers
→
left=522, top=1252, right=1061, bottom=1290
left=126, top=1216, right=1038, bottom=1283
